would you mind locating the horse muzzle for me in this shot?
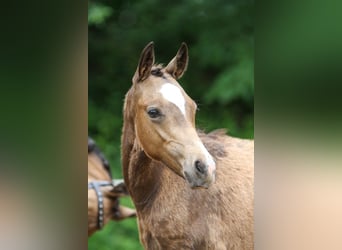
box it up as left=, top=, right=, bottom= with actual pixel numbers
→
left=183, top=159, right=216, bottom=189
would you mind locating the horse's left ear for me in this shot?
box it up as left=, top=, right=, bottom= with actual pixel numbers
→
left=165, top=42, right=188, bottom=79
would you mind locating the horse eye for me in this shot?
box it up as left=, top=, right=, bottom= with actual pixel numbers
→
left=147, top=108, right=161, bottom=119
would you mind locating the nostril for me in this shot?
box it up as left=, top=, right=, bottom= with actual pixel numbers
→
left=195, top=160, right=206, bottom=174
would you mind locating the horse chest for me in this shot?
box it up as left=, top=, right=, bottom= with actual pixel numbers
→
left=137, top=201, right=213, bottom=250
left=138, top=216, right=199, bottom=250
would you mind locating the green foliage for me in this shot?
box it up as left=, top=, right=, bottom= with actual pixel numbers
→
left=89, top=0, right=253, bottom=249
left=205, top=44, right=254, bottom=105
left=88, top=3, right=113, bottom=26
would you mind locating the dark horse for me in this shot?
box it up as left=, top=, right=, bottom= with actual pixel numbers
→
left=121, top=42, right=254, bottom=249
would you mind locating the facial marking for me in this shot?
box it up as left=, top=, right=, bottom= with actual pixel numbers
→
left=159, top=83, right=186, bottom=115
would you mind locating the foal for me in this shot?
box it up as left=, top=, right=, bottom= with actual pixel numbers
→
left=121, top=42, right=254, bottom=249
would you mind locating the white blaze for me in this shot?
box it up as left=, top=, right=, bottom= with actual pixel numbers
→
left=159, top=83, right=186, bottom=115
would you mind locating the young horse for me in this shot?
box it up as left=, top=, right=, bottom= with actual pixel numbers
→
left=121, top=42, right=254, bottom=249
left=88, top=137, right=136, bottom=237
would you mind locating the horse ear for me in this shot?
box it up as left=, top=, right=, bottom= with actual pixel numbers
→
left=165, top=42, right=188, bottom=79
left=133, top=42, right=155, bottom=83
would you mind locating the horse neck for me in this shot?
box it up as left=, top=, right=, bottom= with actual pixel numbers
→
left=121, top=89, right=135, bottom=185
left=88, top=154, right=111, bottom=181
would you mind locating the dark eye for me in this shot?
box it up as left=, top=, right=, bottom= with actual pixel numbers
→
left=147, top=108, right=162, bottom=119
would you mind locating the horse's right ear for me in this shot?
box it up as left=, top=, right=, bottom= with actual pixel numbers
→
left=133, top=42, right=155, bottom=83
left=165, top=42, right=188, bottom=79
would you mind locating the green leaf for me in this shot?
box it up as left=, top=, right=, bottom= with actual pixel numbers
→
left=204, top=56, right=254, bottom=104
left=88, top=3, right=113, bottom=25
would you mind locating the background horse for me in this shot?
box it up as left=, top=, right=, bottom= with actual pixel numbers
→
left=121, top=42, right=254, bottom=249
left=88, top=137, right=135, bottom=237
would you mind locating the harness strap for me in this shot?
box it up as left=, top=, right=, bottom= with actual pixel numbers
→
left=88, top=181, right=113, bottom=229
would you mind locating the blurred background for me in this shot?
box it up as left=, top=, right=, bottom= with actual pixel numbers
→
left=88, top=0, right=254, bottom=249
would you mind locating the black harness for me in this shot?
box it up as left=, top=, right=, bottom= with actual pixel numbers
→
left=88, top=137, right=121, bottom=230
left=88, top=180, right=114, bottom=229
